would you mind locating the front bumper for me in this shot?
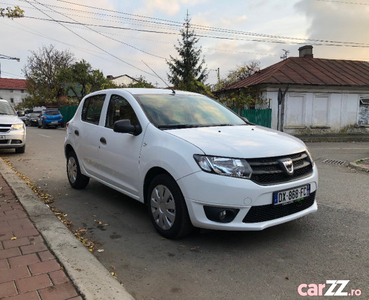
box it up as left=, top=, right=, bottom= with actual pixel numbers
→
left=177, top=164, right=318, bottom=231
left=0, top=131, right=26, bottom=149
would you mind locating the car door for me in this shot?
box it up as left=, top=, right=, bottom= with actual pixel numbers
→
left=95, top=94, right=144, bottom=199
left=73, top=93, right=106, bottom=178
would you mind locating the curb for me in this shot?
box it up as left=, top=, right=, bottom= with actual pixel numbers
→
left=294, top=134, right=369, bottom=143
left=349, top=158, right=369, bottom=173
left=0, top=158, right=134, bottom=300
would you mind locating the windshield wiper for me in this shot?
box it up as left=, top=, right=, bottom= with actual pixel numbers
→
left=158, top=124, right=202, bottom=129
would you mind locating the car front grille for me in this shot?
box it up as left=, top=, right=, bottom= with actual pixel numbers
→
left=242, top=191, right=316, bottom=223
left=248, top=151, right=313, bottom=185
left=0, top=124, right=11, bottom=133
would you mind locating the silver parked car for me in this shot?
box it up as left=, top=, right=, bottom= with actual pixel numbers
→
left=0, top=99, right=26, bottom=153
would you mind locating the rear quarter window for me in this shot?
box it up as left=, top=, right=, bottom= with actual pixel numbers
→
left=81, top=94, right=106, bottom=125
left=45, top=110, right=61, bottom=115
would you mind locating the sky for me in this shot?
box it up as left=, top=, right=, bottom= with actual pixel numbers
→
left=1, top=0, right=369, bottom=87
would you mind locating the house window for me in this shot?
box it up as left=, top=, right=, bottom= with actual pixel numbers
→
left=358, top=98, right=369, bottom=126
left=285, top=93, right=306, bottom=128
left=10, top=90, right=14, bottom=93
left=312, top=94, right=330, bottom=128
left=10, top=98, right=14, bottom=103
left=21, top=90, right=24, bottom=93
left=360, top=99, right=369, bottom=105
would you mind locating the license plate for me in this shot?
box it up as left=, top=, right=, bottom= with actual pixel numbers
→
left=273, top=184, right=310, bottom=206
left=50, top=121, right=58, bottom=125
left=0, top=135, right=5, bottom=140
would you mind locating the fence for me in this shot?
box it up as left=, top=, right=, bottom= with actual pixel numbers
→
left=235, top=109, right=272, bottom=128
left=59, top=105, right=78, bottom=124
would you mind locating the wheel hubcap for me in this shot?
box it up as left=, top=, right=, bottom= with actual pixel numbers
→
left=150, top=185, right=176, bottom=230
left=67, top=156, right=77, bottom=184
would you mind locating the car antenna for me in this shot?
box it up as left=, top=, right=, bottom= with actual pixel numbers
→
left=142, top=60, right=175, bottom=95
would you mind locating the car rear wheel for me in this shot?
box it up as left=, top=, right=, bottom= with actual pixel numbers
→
left=147, top=174, right=193, bottom=239
left=67, top=151, right=90, bottom=189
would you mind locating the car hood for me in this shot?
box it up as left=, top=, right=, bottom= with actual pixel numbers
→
left=0, top=115, right=23, bottom=125
left=167, top=125, right=306, bottom=158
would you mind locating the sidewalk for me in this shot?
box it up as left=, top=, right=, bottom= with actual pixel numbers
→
left=0, top=159, right=134, bottom=300
left=0, top=173, right=82, bottom=300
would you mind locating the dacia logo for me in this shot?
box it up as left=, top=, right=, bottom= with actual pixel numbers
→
left=279, top=158, right=294, bottom=175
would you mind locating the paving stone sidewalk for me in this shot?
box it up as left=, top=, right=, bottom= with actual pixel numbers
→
left=0, top=173, right=82, bottom=300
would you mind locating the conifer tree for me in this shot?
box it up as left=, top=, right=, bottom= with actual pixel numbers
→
left=167, top=12, right=208, bottom=93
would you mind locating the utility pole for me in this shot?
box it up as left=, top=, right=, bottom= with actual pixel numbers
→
left=0, top=54, right=20, bottom=78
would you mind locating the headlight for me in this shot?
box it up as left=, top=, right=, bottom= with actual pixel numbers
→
left=306, top=149, right=314, bottom=165
left=194, top=155, right=253, bottom=179
left=11, top=124, right=24, bottom=131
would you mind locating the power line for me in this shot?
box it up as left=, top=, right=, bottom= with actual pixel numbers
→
left=50, top=0, right=369, bottom=47
left=22, top=16, right=369, bottom=48
left=8, top=0, right=369, bottom=47
left=22, top=0, right=155, bottom=77
left=34, top=2, right=167, bottom=59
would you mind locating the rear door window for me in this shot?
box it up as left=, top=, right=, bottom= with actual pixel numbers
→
left=81, top=94, right=106, bottom=125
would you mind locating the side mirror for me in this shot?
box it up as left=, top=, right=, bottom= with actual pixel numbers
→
left=114, top=119, right=142, bottom=136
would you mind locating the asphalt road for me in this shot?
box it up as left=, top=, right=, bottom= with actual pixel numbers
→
left=1, top=126, right=368, bottom=300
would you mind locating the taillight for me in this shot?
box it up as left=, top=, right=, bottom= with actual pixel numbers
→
left=43, top=116, right=46, bottom=119
left=66, top=122, right=69, bottom=129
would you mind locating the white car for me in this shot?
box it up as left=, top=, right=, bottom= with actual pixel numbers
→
left=64, top=89, right=318, bottom=238
left=0, top=99, right=26, bottom=154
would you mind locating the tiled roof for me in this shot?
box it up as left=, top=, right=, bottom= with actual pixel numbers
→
left=0, top=78, right=27, bottom=90
left=225, top=57, right=369, bottom=90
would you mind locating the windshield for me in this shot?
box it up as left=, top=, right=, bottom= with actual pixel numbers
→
left=0, top=101, right=16, bottom=116
left=135, top=94, right=246, bottom=129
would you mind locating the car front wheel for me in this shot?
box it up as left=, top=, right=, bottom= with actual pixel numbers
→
left=67, top=151, right=90, bottom=189
left=15, top=145, right=25, bottom=154
left=147, top=174, right=193, bottom=239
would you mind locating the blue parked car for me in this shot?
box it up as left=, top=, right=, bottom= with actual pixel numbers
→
left=38, top=109, right=64, bottom=129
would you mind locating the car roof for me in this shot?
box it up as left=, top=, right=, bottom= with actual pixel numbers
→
left=92, top=88, right=200, bottom=96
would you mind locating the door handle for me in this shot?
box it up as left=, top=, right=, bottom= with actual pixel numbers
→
left=100, top=137, right=107, bottom=145
left=74, top=130, right=79, bottom=136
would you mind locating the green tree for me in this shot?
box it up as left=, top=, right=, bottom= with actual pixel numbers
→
left=23, top=45, right=74, bottom=107
left=58, top=60, right=116, bottom=102
left=213, top=61, right=266, bottom=113
left=0, top=5, right=24, bottom=19
left=167, top=12, right=208, bottom=93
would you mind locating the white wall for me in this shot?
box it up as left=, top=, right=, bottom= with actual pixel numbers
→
left=266, top=86, right=369, bottom=134
left=112, top=76, right=136, bottom=87
left=0, top=89, right=29, bottom=106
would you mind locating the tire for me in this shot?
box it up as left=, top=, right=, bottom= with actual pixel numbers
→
left=66, top=151, right=90, bottom=189
left=15, top=145, right=25, bottom=154
left=147, top=174, right=193, bottom=239
left=42, top=121, right=47, bottom=129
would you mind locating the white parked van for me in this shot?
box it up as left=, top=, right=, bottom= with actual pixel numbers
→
left=64, top=89, right=318, bottom=238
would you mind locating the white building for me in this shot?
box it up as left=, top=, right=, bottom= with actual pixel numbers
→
left=224, top=45, right=369, bottom=134
left=107, top=74, right=138, bottom=87
left=0, top=78, right=29, bottom=107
